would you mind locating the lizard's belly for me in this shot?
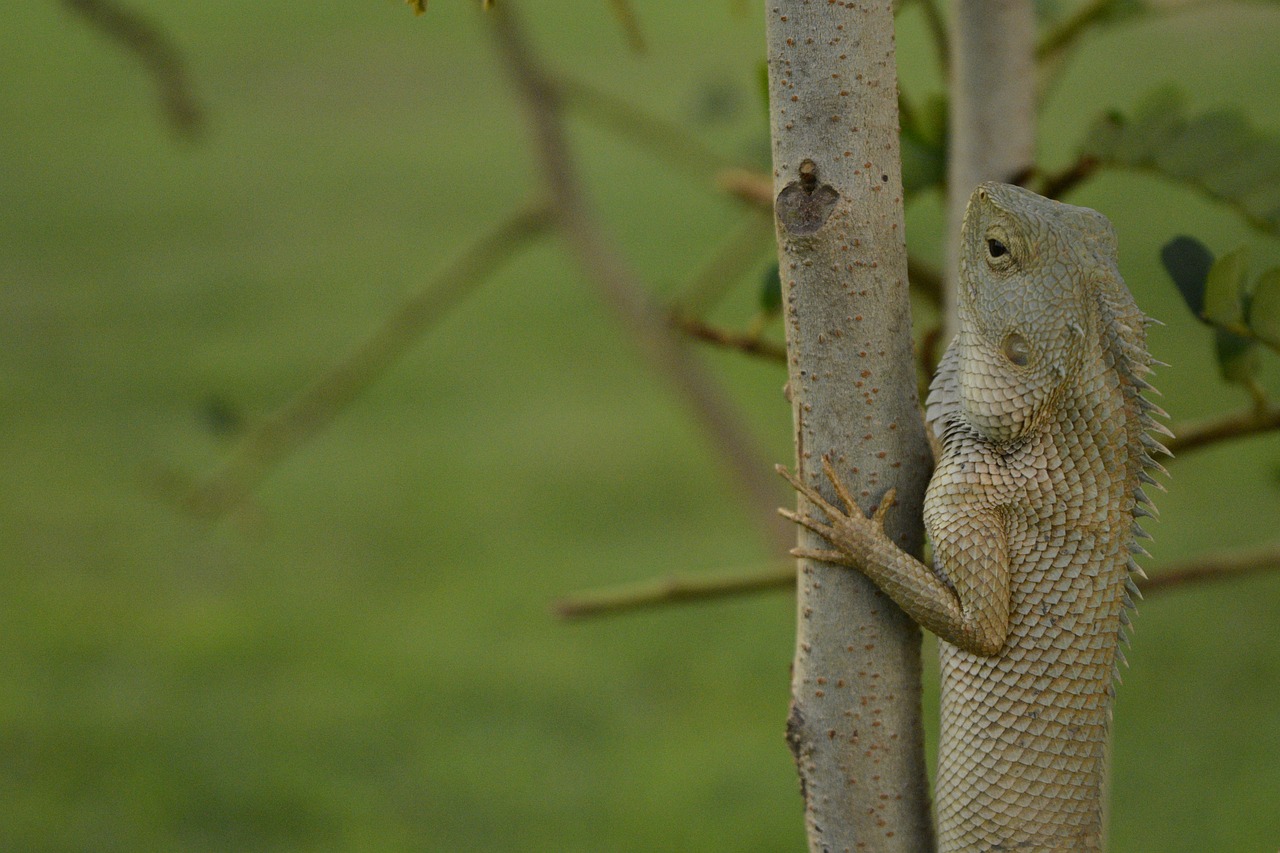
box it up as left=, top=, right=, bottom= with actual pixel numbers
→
left=934, top=532, right=1129, bottom=853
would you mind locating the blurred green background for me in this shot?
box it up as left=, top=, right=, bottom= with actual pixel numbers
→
left=2, top=2, right=1278, bottom=851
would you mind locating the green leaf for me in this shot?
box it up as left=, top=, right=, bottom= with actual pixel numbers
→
left=1202, top=246, right=1249, bottom=331
left=1248, top=268, right=1280, bottom=351
left=1078, top=88, right=1280, bottom=238
left=1215, top=328, right=1260, bottom=386
left=759, top=263, right=782, bottom=315
left=1159, top=235, right=1214, bottom=320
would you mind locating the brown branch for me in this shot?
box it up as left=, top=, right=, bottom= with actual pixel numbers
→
left=488, top=4, right=792, bottom=553
left=671, top=315, right=786, bottom=363
left=1037, top=155, right=1102, bottom=201
left=1166, top=403, right=1280, bottom=455
left=63, top=0, right=204, bottom=138
left=716, top=168, right=773, bottom=209
left=607, top=0, right=646, bottom=53
left=181, top=202, right=555, bottom=519
left=1140, top=543, right=1280, bottom=596
left=555, top=540, right=1280, bottom=621
left=556, top=564, right=793, bottom=620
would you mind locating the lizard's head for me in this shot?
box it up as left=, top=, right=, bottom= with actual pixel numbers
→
left=955, top=182, right=1120, bottom=445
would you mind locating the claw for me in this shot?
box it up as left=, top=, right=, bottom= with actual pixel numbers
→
left=820, top=455, right=858, bottom=513
left=872, top=488, right=897, bottom=525
left=776, top=463, right=843, bottom=522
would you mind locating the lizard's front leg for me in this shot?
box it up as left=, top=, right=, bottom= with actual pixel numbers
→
left=778, top=457, right=1011, bottom=657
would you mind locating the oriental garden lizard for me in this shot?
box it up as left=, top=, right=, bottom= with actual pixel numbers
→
left=779, top=183, right=1170, bottom=852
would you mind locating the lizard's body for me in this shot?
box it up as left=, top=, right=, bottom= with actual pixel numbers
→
left=782, top=183, right=1167, bottom=851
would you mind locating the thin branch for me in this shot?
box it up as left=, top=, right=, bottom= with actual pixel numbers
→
left=671, top=314, right=787, bottom=363
left=488, top=4, right=792, bottom=553
left=1036, top=0, right=1116, bottom=64
left=1036, top=155, right=1102, bottom=201
left=606, top=0, right=646, bottom=53
left=1166, top=403, right=1280, bottom=455
left=715, top=168, right=774, bottom=210
left=63, top=0, right=204, bottom=137
left=182, top=202, right=555, bottom=519
left=915, top=0, right=950, bottom=77
left=1140, top=543, right=1280, bottom=595
left=558, top=75, right=738, bottom=178
left=555, top=541, right=1280, bottom=620
left=670, top=211, right=773, bottom=316
left=556, top=564, right=792, bottom=620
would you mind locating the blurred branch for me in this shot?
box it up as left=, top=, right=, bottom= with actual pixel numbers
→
left=1141, top=543, right=1280, bottom=596
left=716, top=168, right=773, bottom=208
left=488, top=4, right=792, bottom=553
left=1037, top=155, right=1102, bottom=200
left=558, top=76, right=738, bottom=178
left=672, top=315, right=786, bottom=362
left=670, top=211, right=772, bottom=315
left=556, top=564, right=792, bottom=619
left=607, top=0, right=646, bottom=53
left=1036, top=0, right=1115, bottom=65
left=1166, top=402, right=1280, bottom=455
left=182, top=202, right=555, bottom=519
left=915, top=0, right=949, bottom=76
left=63, top=0, right=204, bottom=137
left=556, top=541, right=1280, bottom=620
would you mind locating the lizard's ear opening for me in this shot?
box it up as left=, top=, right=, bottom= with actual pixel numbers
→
left=1001, top=331, right=1032, bottom=367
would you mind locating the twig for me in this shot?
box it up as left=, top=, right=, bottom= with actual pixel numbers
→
left=556, top=540, right=1280, bottom=620
left=1140, top=543, right=1280, bottom=596
left=607, top=0, right=646, bottom=53
left=670, top=212, right=773, bottom=316
left=914, top=0, right=949, bottom=77
left=488, top=5, right=792, bottom=553
left=1166, top=403, right=1280, bottom=455
left=63, top=0, right=204, bottom=137
left=671, top=315, right=786, bottom=363
left=1037, top=155, right=1102, bottom=201
left=715, top=168, right=773, bottom=209
left=182, top=202, right=555, bottom=519
left=556, top=564, right=792, bottom=619
left=558, top=76, right=738, bottom=178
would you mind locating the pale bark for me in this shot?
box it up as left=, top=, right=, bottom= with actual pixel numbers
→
left=944, top=0, right=1036, bottom=339
left=766, top=3, right=935, bottom=850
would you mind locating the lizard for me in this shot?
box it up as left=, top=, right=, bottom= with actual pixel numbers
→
left=778, top=182, right=1170, bottom=852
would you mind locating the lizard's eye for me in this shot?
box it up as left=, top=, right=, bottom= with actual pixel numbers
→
left=987, top=238, right=1009, bottom=259
left=1001, top=332, right=1031, bottom=367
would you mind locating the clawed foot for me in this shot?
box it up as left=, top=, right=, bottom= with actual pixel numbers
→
left=775, top=456, right=896, bottom=567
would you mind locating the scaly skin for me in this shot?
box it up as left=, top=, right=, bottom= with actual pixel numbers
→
left=780, top=183, right=1169, bottom=852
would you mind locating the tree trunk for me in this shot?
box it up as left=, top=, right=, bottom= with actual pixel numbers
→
left=765, top=3, right=935, bottom=850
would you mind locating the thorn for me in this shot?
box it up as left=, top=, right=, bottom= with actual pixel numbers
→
left=1128, top=541, right=1153, bottom=559
left=1133, top=504, right=1156, bottom=519
left=1144, top=315, right=1166, bottom=327
left=1125, top=575, right=1144, bottom=599
left=1148, top=357, right=1171, bottom=368
left=1139, top=399, right=1171, bottom=419
left=1127, top=557, right=1148, bottom=580
left=1116, top=647, right=1129, bottom=668
left=1131, top=522, right=1153, bottom=540
left=1134, top=487, right=1152, bottom=506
